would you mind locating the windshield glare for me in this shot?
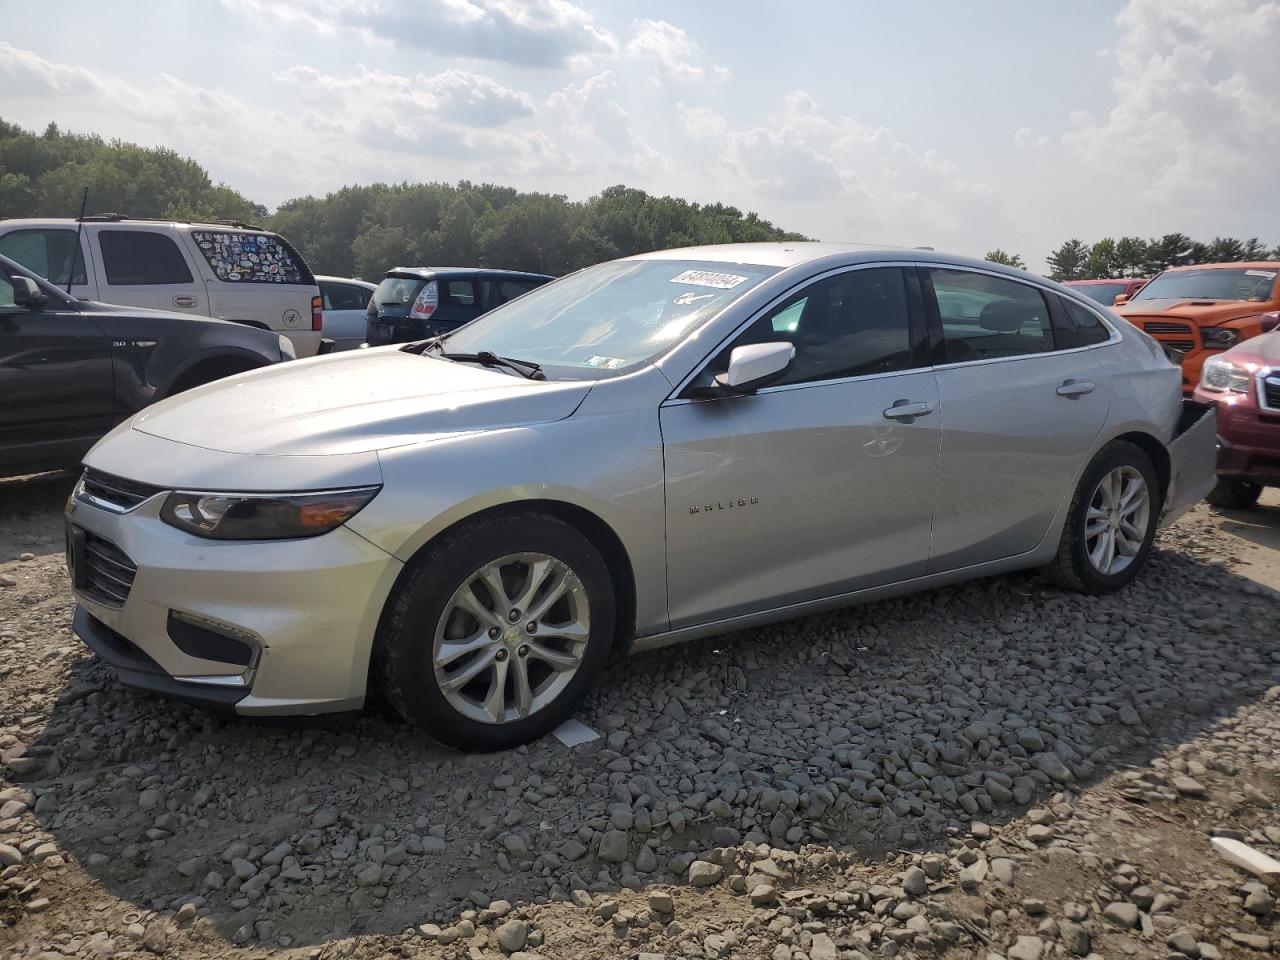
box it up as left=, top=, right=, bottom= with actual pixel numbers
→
left=1135, top=268, right=1277, bottom=303
left=374, top=276, right=423, bottom=305
left=440, top=259, right=780, bottom=377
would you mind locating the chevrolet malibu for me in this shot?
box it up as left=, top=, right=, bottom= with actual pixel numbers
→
left=66, top=244, right=1216, bottom=749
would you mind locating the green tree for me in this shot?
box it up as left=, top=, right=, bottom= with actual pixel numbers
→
left=1115, top=237, right=1148, bottom=277
left=1046, top=239, right=1089, bottom=281
left=1207, top=237, right=1245, bottom=262
left=984, top=249, right=1026, bottom=269
left=1084, top=238, right=1120, bottom=278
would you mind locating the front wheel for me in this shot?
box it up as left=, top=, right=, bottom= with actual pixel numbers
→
left=376, top=511, right=615, bottom=751
left=1206, top=478, right=1261, bottom=510
left=1041, top=440, right=1160, bottom=594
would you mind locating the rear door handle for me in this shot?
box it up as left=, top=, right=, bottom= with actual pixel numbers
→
left=882, top=399, right=934, bottom=421
left=173, top=295, right=198, bottom=308
left=1056, top=379, right=1095, bottom=398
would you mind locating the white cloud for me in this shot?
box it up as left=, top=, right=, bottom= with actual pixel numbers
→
left=544, top=72, right=667, bottom=176
left=677, top=103, right=728, bottom=142
left=626, top=19, right=730, bottom=83
left=221, top=0, right=618, bottom=68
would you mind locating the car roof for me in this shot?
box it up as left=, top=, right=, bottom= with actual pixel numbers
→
left=626, top=241, right=1042, bottom=277
left=385, top=267, right=554, bottom=281
left=1064, top=278, right=1143, bottom=285
left=315, top=275, right=377, bottom=289
left=0, top=216, right=281, bottom=231
left=1163, top=261, right=1280, bottom=272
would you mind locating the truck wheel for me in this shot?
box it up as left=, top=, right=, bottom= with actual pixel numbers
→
left=1206, top=478, right=1262, bottom=510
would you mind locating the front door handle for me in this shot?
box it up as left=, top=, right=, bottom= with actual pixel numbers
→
left=173, top=295, right=198, bottom=308
left=882, top=399, right=934, bottom=421
left=1056, top=379, right=1095, bottom=398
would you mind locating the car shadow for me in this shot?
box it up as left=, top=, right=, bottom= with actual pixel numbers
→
left=9, top=517, right=1280, bottom=948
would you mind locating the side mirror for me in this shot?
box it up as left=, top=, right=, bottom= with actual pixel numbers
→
left=1112, top=293, right=1130, bottom=306
left=714, top=342, right=796, bottom=393
left=1260, top=311, right=1280, bottom=332
left=12, top=277, right=47, bottom=311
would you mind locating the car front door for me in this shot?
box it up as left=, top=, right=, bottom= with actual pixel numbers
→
left=0, top=268, right=114, bottom=474
left=89, top=226, right=207, bottom=314
left=922, top=266, right=1112, bottom=571
left=660, top=265, right=941, bottom=629
left=0, top=227, right=98, bottom=301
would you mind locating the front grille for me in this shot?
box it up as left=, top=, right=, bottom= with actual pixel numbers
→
left=1263, top=376, right=1280, bottom=411
left=79, top=468, right=165, bottom=513
left=1136, top=320, right=1197, bottom=353
left=81, top=532, right=138, bottom=607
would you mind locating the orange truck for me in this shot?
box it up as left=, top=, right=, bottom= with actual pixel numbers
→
left=1114, top=262, right=1280, bottom=393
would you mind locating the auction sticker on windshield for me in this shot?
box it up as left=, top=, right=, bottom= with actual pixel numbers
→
left=1245, top=270, right=1277, bottom=278
left=670, top=270, right=750, bottom=289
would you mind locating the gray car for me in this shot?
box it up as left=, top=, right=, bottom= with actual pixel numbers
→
left=64, top=243, right=1215, bottom=749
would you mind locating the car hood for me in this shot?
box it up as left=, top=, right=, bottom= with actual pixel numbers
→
left=131, top=348, right=593, bottom=456
left=1224, top=331, right=1280, bottom=366
left=1117, top=299, right=1270, bottom=326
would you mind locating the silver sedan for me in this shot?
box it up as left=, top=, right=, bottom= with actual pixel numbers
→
left=65, top=243, right=1216, bottom=749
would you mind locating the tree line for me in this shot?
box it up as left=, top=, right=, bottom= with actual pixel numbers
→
left=0, top=118, right=804, bottom=278
left=988, top=235, right=1279, bottom=281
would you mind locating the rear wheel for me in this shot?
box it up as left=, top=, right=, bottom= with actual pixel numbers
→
left=1206, top=478, right=1262, bottom=510
left=376, top=511, right=614, bottom=751
left=1041, top=440, right=1160, bottom=594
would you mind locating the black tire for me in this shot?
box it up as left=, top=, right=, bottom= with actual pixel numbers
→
left=1205, top=478, right=1262, bottom=510
left=1040, top=440, right=1161, bottom=595
left=376, top=511, right=615, bottom=751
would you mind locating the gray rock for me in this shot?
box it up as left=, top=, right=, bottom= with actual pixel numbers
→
left=688, top=860, right=723, bottom=887
left=1060, top=919, right=1090, bottom=956
left=597, top=829, right=629, bottom=863
left=495, top=919, right=528, bottom=953
left=1007, top=935, right=1045, bottom=960
left=1103, top=901, right=1140, bottom=928
left=902, top=865, right=928, bottom=897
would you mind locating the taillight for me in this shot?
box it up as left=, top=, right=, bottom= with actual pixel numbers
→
left=410, top=281, right=438, bottom=320
left=312, top=295, right=323, bottom=331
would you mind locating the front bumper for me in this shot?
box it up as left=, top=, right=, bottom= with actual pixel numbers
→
left=1194, top=388, right=1280, bottom=486
left=66, top=490, right=403, bottom=715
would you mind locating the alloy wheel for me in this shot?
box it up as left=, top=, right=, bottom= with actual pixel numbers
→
left=1085, top=465, right=1150, bottom=575
left=432, top=553, right=590, bottom=724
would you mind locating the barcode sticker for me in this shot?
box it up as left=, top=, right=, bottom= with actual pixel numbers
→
left=670, top=270, right=749, bottom=289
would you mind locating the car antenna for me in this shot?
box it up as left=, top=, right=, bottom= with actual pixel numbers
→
left=67, top=187, right=88, bottom=295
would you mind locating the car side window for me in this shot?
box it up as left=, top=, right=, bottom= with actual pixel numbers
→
left=1053, top=296, right=1111, bottom=349
left=99, top=230, right=194, bottom=285
left=444, top=279, right=477, bottom=306
left=0, top=229, right=87, bottom=287
left=928, top=269, right=1052, bottom=362
left=322, top=282, right=366, bottom=310
left=483, top=278, right=540, bottom=308
left=714, top=267, right=915, bottom=387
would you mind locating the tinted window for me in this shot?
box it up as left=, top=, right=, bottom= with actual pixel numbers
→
left=445, top=279, right=477, bottom=306
left=99, top=231, right=193, bottom=285
left=719, top=268, right=914, bottom=386
left=0, top=271, right=15, bottom=309
left=190, top=230, right=307, bottom=284
left=0, top=229, right=87, bottom=286
left=1073, top=282, right=1127, bottom=306
left=929, top=269, right=1051, bottom=362
left=1054, top=297, right=1111, bottom=349
left=483, top=277, right=542, bottom=308
left=321, top=282, right=368, bottom=310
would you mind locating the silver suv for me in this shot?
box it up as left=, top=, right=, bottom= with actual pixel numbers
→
left=65, top=243, right=1215, bottom=749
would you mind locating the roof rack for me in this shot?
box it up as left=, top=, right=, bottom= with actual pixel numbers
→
left=75, top=213, right=265, bottom=230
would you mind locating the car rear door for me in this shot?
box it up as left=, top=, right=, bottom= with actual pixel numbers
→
left=0, top=267, right=114, bottom=474
left=921, top=266, right=1112, bottom=572
left=438, top=277, right=483, bottom=325
left=660, top=265, right=940, bottom=628
left=89, top=225, right=208, bottom=315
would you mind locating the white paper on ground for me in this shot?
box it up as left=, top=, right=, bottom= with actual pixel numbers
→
left=1211, top=836, right=1280, bottom=879
left=552, top=718, right=600, bottom=748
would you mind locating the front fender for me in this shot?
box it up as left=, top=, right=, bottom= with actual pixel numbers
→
left=153, top=347, right=273, bottom=399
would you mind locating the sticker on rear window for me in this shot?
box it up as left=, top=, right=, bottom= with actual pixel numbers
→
left=584, top=355, right=627, bottom=369
left=1245, top=270, right=1276, bottom=278
left=670, top=270, right=749, bottom=289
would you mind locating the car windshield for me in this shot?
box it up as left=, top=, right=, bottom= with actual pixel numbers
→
left=439, top=259, right=780, bottom=377
left=1134, top=268, right=1277, bottom=303
left=1074, top=283, right=1128, bottom=305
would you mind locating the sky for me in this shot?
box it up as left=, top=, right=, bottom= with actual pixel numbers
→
left=2, top=0, right=1279, bottom=271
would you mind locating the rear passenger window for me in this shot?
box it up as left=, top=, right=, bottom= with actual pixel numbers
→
left=1053, top=296, right=1112, bottom=349
left=928, top=270, right=1051, bottom=362
left=483, top=278, right=540, bottom=307
left=445, top=280, right=477, bottom=306
left=0, top=229, right=87, bottom=286
left=190, top=230, right=307, bottom=283
left=321, top=282, right=368, bottom=310
left=99, top=231, right=193, bottom=285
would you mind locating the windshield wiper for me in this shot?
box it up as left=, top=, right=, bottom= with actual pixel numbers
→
left=442, top=350, right=546, bottom=381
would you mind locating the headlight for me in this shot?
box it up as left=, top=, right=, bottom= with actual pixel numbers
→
left=1200, top=356, right=1251, bottom=394
left=1201, top=328, right=1240, bottom=349
left=278, top=335, right=297, bottom=360
left=160, top=486, right=380, bottom=540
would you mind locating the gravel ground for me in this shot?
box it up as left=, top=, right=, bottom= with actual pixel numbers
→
left=2, top=472, right=1279, bottom=959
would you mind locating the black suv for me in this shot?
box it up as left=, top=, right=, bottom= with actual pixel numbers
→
left=365, top=267, right=553, bottom=346
left=0, top=253, right=291, bottom=477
